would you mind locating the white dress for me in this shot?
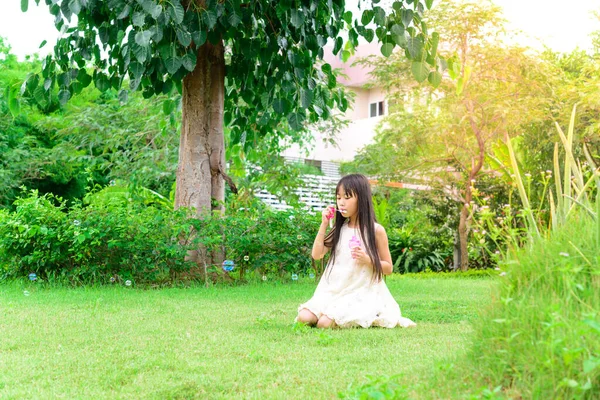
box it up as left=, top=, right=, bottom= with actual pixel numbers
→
left=298, top=222, right=416, bottom=328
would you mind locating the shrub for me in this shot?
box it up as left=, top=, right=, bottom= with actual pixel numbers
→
left=0, top=189, right=320, bottom=284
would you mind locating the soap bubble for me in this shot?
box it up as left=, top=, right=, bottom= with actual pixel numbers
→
left=243, top=255, right=249, bottom=262
left=262, top=275, right=267, bottom=281
left=309, top=273, right=315, bottom=279
left=28, top=273, right=37, bottom=281
left=125, top=280, right=132, bottom=286
left=24, top=290, right=30, bottom=296
left=73, top=220, right=81, bottom=226
left=110, top=277, right=116, bottom=283
left=110, top=179, right=116, bottom=186
left=291, top=274, right=298, bottom=281
left=222, top=260, right=235, bottom=272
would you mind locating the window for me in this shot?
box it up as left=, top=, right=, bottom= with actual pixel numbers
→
left=369, top=101, right=385, bottom=117
left=305, top=159, right=322, bottom=172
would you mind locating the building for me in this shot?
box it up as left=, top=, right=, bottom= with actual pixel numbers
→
left=257, top=43, right=388, bottom=210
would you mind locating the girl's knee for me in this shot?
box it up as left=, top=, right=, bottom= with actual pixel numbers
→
left=297, top=309, right=318, bottom=325
left=317, top=316, right=335, bottom=329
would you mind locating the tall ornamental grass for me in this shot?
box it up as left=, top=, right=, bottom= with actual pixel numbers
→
left=469, top=211, right=600, bottom=398
left=467, top=105, right=600, bottom=398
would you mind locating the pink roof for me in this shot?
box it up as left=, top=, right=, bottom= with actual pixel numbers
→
left=322, top=42, right=381, bottom=87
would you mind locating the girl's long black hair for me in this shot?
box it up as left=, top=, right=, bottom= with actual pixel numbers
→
left=324, top=174, right=383, bottom=282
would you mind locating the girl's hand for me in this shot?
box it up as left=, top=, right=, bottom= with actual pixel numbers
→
left=351, top=246, right=371, bottom=265
left=321, top=205, right=335, bottom=225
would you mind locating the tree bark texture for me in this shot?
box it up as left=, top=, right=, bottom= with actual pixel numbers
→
left=175, top=41, right=225, bottom=214
left=174, top=40, right=225, bottom=273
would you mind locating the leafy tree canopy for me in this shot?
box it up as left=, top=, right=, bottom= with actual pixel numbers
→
left=20, top=0, right=440, bottom=151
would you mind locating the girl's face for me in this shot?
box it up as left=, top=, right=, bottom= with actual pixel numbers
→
left=336, top=185, right=358, bottom=219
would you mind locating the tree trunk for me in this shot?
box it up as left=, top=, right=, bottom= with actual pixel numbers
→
left=174, top=40, right=226, bottom=272
left=458, top=202, right=469, bottom=271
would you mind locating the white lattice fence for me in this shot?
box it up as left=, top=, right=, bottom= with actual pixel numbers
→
left=256, top=175, right=338, bottom=211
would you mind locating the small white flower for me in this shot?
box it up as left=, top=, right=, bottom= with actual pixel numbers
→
left=471, top=179, right=476, bottom=183
left=297, top=234, right=302, bottom=240
left=244, top=255, right=250, bottom=261
left=495, top=251, right=500, bottom=255
left=125, top=280, right=132, bottom=286
left=499, top=272, right=506, bottom=277
left=482, top=230, right=487, bottom=235
left=559, top=252, right=570, bottom=257
left=524, top=173, right=532, bottom=178
left=479, top=239, right=485, bottom=244
left=494, top=267, right=501, bottom=270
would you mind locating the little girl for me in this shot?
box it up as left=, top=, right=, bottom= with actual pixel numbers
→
left=296, top=174, right=416, bottom=329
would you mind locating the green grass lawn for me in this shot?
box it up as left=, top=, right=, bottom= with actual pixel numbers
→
left=0, top=276, right=494, bottom=399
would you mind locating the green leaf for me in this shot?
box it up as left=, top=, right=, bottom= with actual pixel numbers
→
left=343, top=11, right=352, bottom=25
left=58, top=89, right=71, bottom=105
left=182, top=52, right=197, bottom=71
left=373, top=7, right=386, bottom=26
left=132, top=44, right=149, bottom=63
left=129, top=61, right=145, bottom=79
left=202, top=10, right=217, bottom=29
left=176, top=29, right=191, bottom=47
left=456, top=76, right=464, bottom=95
left=287, top=111, right=305, bottom=131
left=170, top=1, right=184, bottom=24
left=25, top=73, right=40, bottom=92
left=94, top=74, right=111, bottom=92
left=273, top=99, right=288, bottom=114
left=406, top=35, right=423, bottom=59
left=192, top=31, right=207, bottom=46
left=583, top=356, right=600, bottom=374
left=117, top=5, right=131, bottom=19
left=163, top=99, right=176, bottom=115
left=135, top=30, right=153, bottom=47
left=300, top=89, right=312, bottom=109
left=139, top=0, right=162, bottom=19
left=430, top=31, right=439, bottom=60
left=69, top=0, right=81, bottom=14
left=341, top=50, right=351, bottom=62
left=290, top=9, right=305, bottom=28
left=427, top=70, right=442, bottom=87
left=425, top=0, right=434, bottom=9
left=21, top=0, right=29, bottom=13
left=228, top=11, right=242, bottom=27
left=381, top=43, right=394, bottom=57
left=584, top=319, right=600, bottom=334
left=7, top=88, right=20, bottom=117
left=133, top=12, right=146, bottom=27
left=77, top=70, right=92, bottom=87
left=361, top=9, right=373, bottom=25
left=164, top=57, right=182, bottom=75
left=401, top=9, right=414, bottom=26
left=333, top=37, right=343, bottom=55
left=363, top=29, right=375, bottom=43
left=411, top=61, right=429, bottom=83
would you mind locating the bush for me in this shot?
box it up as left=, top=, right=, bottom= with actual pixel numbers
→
left=0, top=190, right=193, bottom=284
left=0, top=189, right=320, bottom=284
